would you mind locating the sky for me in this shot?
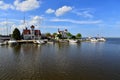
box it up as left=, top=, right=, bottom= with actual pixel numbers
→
left=0, top=0, right=120, bottom=37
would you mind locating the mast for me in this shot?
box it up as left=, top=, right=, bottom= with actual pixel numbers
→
left=23, top=12, right=26, bottom=29
left=6, top=17, right=8, bottom=36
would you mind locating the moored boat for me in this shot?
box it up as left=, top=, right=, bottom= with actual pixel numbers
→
left=90, top=38, right=98, bottom=42
left=0, top=40, right=7, bottom=46
left=7, top=40, right=17, bottom=45
left=69, top=39, right=78, bottom=43
left=34, top=40, right=46, bottom=44
left=97, top=37, right=106, bottom=42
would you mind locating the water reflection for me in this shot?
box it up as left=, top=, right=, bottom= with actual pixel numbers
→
left=0, top=40, right=120, bottom=80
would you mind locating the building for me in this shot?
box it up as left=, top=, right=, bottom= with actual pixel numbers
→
left=22, top=25, right=41, bottom=40
left=56, top=28, right=68, bottom=39
left=0, top=35, right=11, bottom=41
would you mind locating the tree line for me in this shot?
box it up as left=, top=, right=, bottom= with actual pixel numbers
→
left=12, top=28, right=82, bottom=40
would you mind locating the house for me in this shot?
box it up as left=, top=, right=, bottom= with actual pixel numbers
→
left=56, top=28, right=68, bottom=39
left=22, top=25, right=41, bottom=40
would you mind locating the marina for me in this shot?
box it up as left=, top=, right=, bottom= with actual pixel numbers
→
left=0, top=0, right=120, bottom=80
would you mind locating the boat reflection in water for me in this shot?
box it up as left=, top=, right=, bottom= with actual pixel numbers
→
left=0, top=38, right=120, bottom=80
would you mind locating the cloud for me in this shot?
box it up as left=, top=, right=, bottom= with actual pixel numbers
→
left=0, top=1, right=14, bottom=10
left=28, top=16, right=44, bottom=27
left=14, top=0, right=41, bottom=12
left=0, top=21, right=14, bottom=25
left=46, top=8, right=55, bottom=14
left=51, top=18, right=102, bottom=24
left=55, top=6, right=72, bottom=16
left=42, top=26, right=68, bottom=29
left=72, top=8, right=94, bottom=18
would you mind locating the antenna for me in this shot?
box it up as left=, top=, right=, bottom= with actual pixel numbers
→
left=23, top=12, right=26, bottom=29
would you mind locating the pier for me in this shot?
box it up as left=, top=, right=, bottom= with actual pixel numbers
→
left=16, top=40, right=36, bottom=43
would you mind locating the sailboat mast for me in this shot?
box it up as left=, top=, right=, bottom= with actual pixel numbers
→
left=24, top=12, right=26, bottom=29
left=6, top=17, right=8, bottom=36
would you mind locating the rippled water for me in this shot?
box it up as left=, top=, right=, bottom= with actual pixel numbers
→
left=0, top=38, right=120, bottom=80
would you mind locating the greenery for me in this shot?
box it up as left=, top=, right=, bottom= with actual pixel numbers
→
left=76, top=33, right=82, bottom=39
left=45, top=32, right=51, bottom=37
left=71, top=35, right=76, bottom=39
left=66, top=32, right=73, bottom=38
left=12, top=28, right=21, bottom=40
left=57, top=34, right=62, bottom=39
left=53, top=33, right=57, bottom=36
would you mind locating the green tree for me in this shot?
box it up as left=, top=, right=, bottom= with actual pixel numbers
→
left=52, top=33, right=57, bottom=38
left=76, top=33, right=82, bottom=39
left=46, top=32, right=51, bottom=37
left=53, top=33, right=57, bottom=36
left=66, top=32, right=72, bottom=38
left=57, top=34, right=62, bottom=39
left=12, top=28, right=21, bottom=40
left=71, top=35, right=76, bottom=39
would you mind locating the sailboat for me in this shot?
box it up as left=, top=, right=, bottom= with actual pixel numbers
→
left=0, top=40, right=7, bottom=46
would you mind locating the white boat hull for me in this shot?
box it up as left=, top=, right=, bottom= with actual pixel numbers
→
left=34, top=40, right=45, bottom=44
left=8, top=40, right=17, bottom=45
left=69, top=40, right=78, bottom=43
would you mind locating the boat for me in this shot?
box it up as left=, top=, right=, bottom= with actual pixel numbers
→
left=0, top=40, right=7, bottom=46
left=58, top=39, right=69, bottom=43
left=87, top=36, right=106, bottom=42
left=0, top=42, right=6, bottom=46
left=97, top=37, right=106, bottom=42
left=90, top=38, right=98, bottom=42
left=69, top=39, right=78, bottom=43
left=34, top=40, right=46, bottom=44
left=7, top=40, right=17, bottom=45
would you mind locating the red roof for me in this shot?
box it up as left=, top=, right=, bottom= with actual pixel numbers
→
left=35, top=30, right=41, bottom=35
left=23, top=29, right=41, bottom=35
left=31, top=25, right=35, bottom=28
left=23, top=29, right=30, bottom=35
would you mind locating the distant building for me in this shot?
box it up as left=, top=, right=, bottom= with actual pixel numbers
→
left=0, top=35, right=10, bottom=41
left=56, top=28, right=68, bottom=39
left=22, top=25, right=41, bottom=40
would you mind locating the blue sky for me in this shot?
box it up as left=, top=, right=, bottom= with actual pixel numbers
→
left=0, top=0, right=120, bottom=37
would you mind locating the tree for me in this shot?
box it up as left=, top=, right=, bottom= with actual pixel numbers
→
left=66, top=32, right=72, bottom=38
left=57, top=34, right=62, bottom=39
left=52, top=33, right=57, bottom=38
left=76, top=33, right=82, bottom=39
left=53, top=33, right=57, bottom=36
left=12, top=28, right=21, bottom=40
left=46, top=32, right=51, bottom=38
left=71, top=35, right=76, bottom=39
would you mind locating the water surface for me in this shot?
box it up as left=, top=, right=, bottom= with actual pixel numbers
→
left=0, top=38, right=120, bottom=80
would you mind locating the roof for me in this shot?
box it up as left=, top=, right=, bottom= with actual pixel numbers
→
left=23, top=29, right=31, bottom=35
left=31, top=25, right=35, bottom=28
left=35, top=30, right=41, bottom=35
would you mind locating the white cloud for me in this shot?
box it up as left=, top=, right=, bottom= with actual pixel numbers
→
left=51, top=18, right=102, bottom=24
left=46, top=8, right=55, bottom=14
left=72, top=8, right=94, bottom=18
left=55, top=6, right=72, bottom=16
left=28, top=16, right=44, bottom=27
left=0, top=21, right=14, bottom=25
left=14, top=0, right=41, bottom=12
left=0, top=1, right=14, bottom=10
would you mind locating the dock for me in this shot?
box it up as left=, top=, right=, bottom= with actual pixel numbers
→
left=16, top=40, right=36, bottom=43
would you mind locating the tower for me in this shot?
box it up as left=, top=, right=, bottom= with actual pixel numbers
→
left=31, top=25, right=35, bottom=39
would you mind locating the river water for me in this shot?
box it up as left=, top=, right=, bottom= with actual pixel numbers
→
left=0, top=38, right=120, bottom=80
